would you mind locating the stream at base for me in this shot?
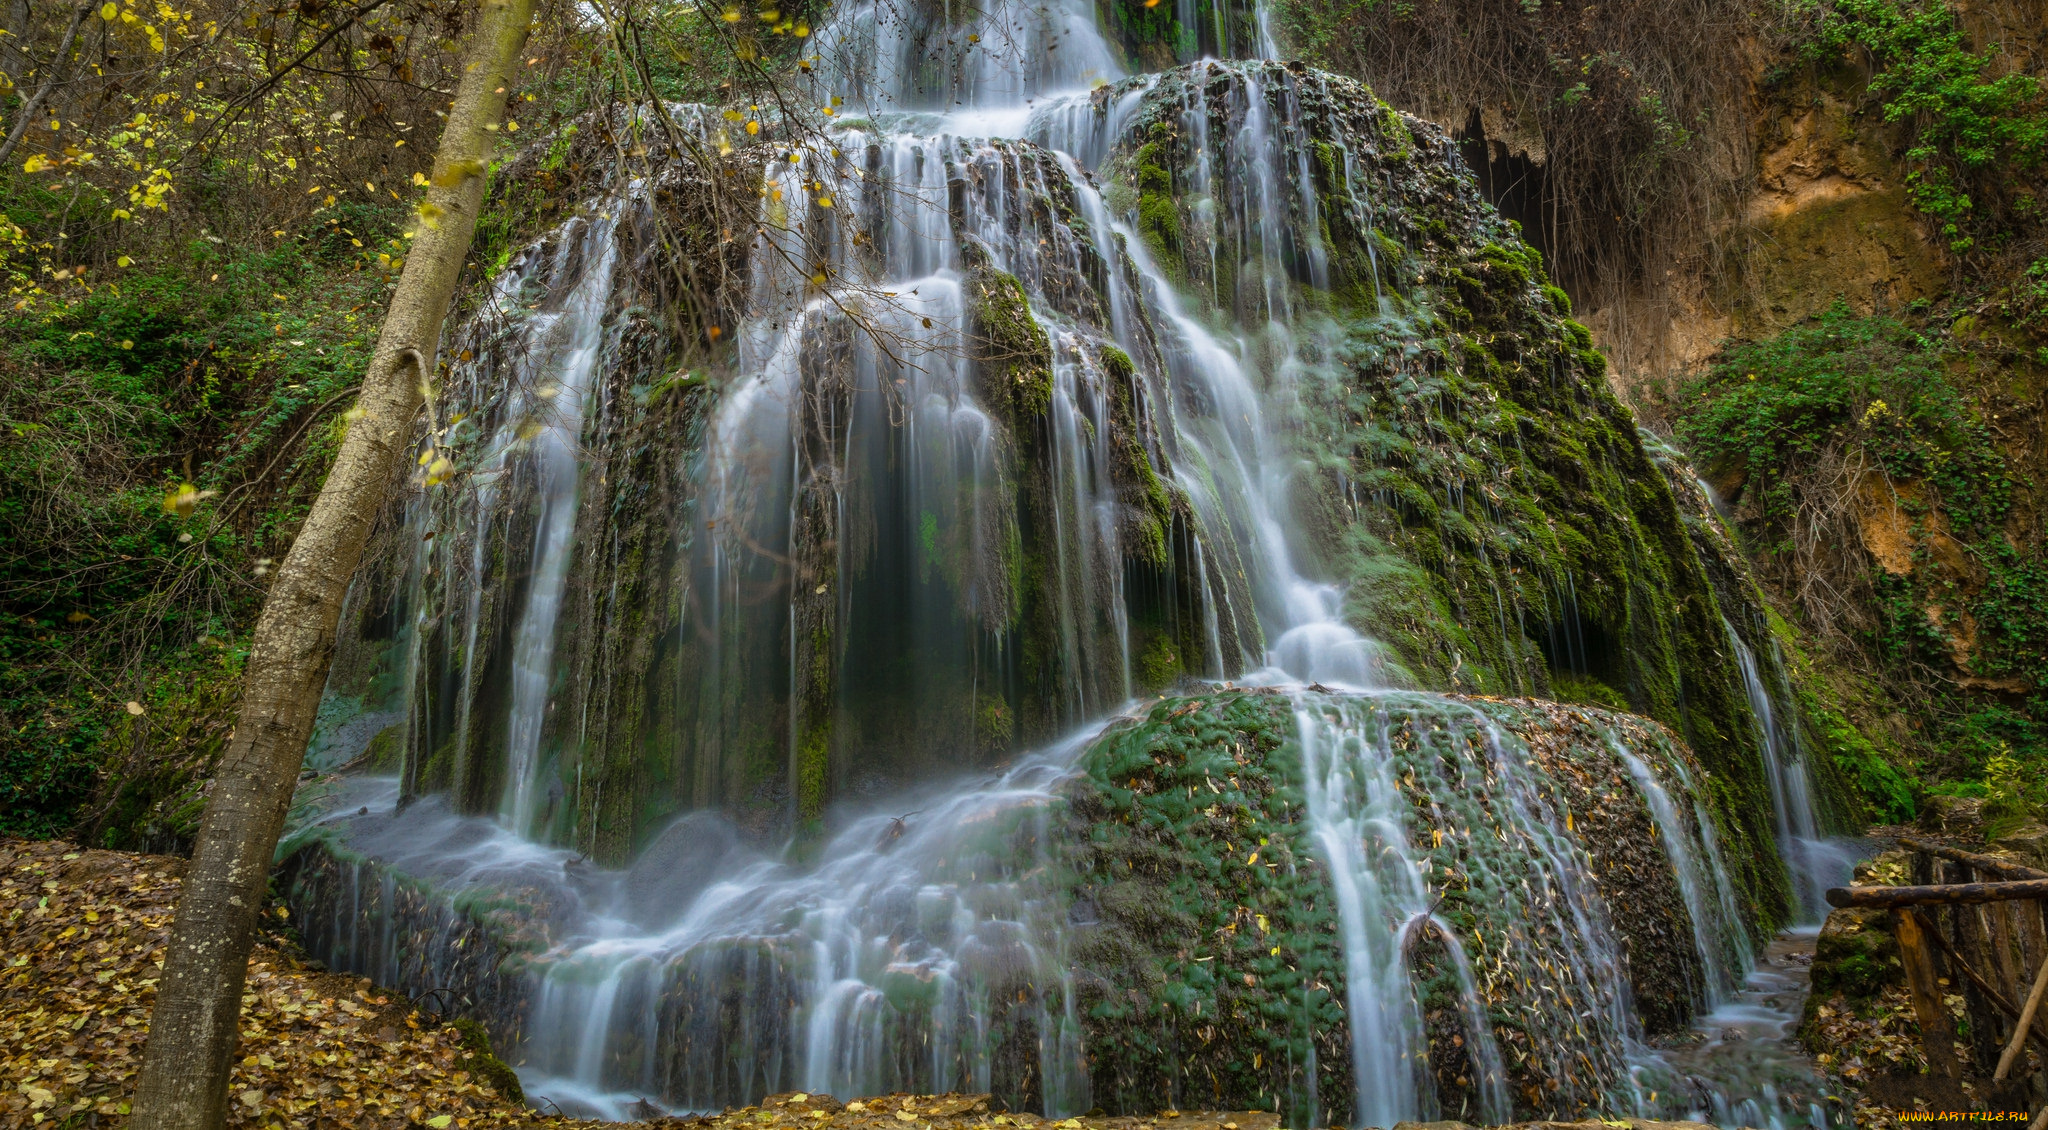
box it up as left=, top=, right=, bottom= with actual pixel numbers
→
left=1637, top=929, right=1846, bottom=1130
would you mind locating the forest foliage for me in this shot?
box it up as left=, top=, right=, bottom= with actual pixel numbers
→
left=0, top=0, right=812, bottom=844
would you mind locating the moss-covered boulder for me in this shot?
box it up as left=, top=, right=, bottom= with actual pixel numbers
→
left=1078, top=60, right=1814, bottom=927
left=1059, top=689, right=1738, bottom=1124
left=1805, top=906, right=1903, bottom=1007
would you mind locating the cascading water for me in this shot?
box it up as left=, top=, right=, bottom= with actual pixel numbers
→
left=496, top=211, right=626, bottom=837
left=1724, top=619, right=1855, bottom=923
left=286, top=1, right=1843, bottom=1123
left=1609, top=737, right=1746, bottom=1006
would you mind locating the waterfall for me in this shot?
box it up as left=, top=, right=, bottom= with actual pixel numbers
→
left=284, top=0, right=1842, bottom=1121
left=498, top=211, right=626, bottom=837
left=1609, top=735, right=1744, bottom=1003
left=1724, top=619, right=1844, bottom=924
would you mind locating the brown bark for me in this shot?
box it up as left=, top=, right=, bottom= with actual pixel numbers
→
left=127, top=0, right=538, bottom=1124
left=1826, top=879, right=2048, bottom=908
left=1922, top=922, right=2048, bottom=1058
left=1897, top=835, right=2048, bottom=881
left=1893, top=908, right=1961, bottom=1078
left=1995, top=953, right=2048, bottom=1082
left=0, top=0, right=92, bottom=169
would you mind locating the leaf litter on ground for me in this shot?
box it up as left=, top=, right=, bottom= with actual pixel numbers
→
left=0, top=836, right=1294, bottom=1130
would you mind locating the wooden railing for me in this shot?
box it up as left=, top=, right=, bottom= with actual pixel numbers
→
left=1825, top=836, right=2048, bottom=1084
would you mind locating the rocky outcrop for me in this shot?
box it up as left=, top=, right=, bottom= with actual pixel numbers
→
left=1059, top=690, right=1737, bottom=1124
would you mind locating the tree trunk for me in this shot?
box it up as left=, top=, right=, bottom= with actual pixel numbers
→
left=0, top=0, right=92, bottom=169
left=1826, top=878, right=2048, bottom=908
left=1892, top=907, right=1961, bottom=1078
left=128, top=0, right=537, bottom=1123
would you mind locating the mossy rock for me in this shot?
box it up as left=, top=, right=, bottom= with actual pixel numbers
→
left=1799, top=903, right=1904, bottom=1047
left=449, top=1016, right=525, bottom=1104
left=965, top=248, right=1056, bottom=422
left=1060, top=689, right=1733, bottom=1123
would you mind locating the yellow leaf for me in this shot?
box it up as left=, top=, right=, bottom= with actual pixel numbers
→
left=426, top=1118, right=453, bottom=1129
left=125, top=701, right=145, bottom=716
left=506, top=121, right=519, bottom=132
left=430, top=157, right=486, bottom=187
left=746, top=120, right=760, bottom=135
left=794, top=20, right=808, bottom=35
left=817, top=195, right=832, bottom=208
left=721, top=4, right=741, bottom=19
left=416, top=200, right=444, bottom=229
left=100, top=2, right=116, bottom=16
left=117, top=255, right=132, bottom=267
left=22, top=154, right=49, bottom=173
left=1246, top=851, right=1258, bottom=865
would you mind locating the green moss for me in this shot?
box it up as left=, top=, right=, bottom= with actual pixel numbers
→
left=1060, top=691, right=1336, bottom=1123
left=1802, top=906, right=1903, bottom=1029
left=1064, top=690, right=1727, bottom=1121
left=1132, top=135, right=1183, bottom=280
left=1136, top=633, right=1182, bottom=691
left=1094, top=343, right=1176, bottom=568
left=449, top=1017, right=525, bottom=1104
left=357, top=724, right=402, bottom=773
left=1550, top=671, right=1632, bottom=712
left=967, top=262, right=1056, bottom=421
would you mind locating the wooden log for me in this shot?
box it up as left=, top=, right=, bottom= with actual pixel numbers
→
left=1898, top=836, right=2048, bottom=881
left=1994, top=951, right=2048, bottom=1082
left=1894, top=907, right=1961, bottom=1077
left=1826, top=878, right=2048, bottom=908
left=1923, top=921, right=2048, bottom=1058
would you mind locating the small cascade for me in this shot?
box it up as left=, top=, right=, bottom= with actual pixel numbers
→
left=1724, top=620, right=1845, bottom=923
left=1295, top=693, right=1527, bottom=1126
left=511, top=729, right=1096, bottom=1116
left=498, top=212, right=626, bottom=836
left=394, top=201, right=639, bottom=838
left=291, top=734, right=1099, bottom=1118
left=1608, top=738, right=1746, bottom=1004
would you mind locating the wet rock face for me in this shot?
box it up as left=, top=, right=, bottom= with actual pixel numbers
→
left=326, top=60, right=1799, bottom=940
left=1056, top=690, right=1731, bottom=1124
left=1081, top=61, right=1796, bottom=928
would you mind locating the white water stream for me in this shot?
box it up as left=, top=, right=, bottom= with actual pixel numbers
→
left=1725, top=620, right=1859, bottom=924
